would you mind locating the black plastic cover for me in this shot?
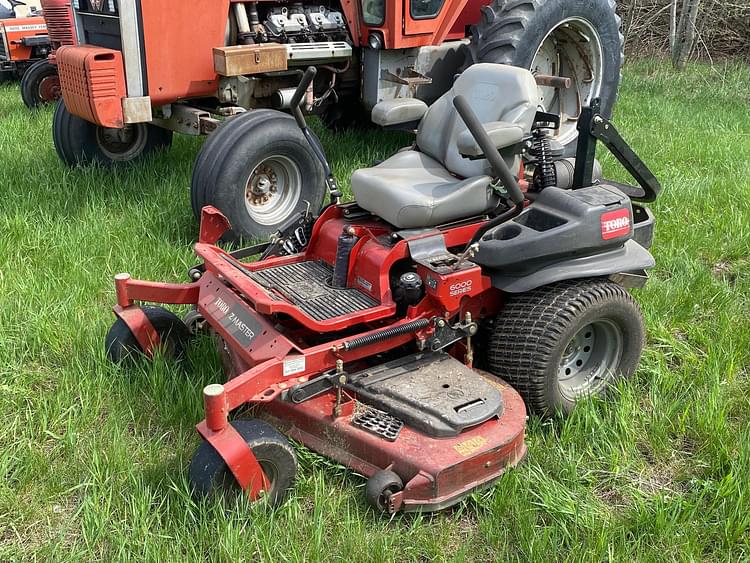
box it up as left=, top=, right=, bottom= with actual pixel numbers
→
left=346, top=353, right=503, bottom=438
left=473, top=184, right=633, bottom=274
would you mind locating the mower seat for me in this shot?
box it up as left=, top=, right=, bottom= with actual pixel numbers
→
left=352, top=63, right=538, bottom=229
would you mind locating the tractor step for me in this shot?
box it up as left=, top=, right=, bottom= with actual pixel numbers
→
left=351, top=405, right=404, bottom=442
left=346, top=353, right=504, bottom=438
left=249, top=260, right=378, bottom=321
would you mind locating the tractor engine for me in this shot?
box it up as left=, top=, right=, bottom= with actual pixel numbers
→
left=257, top=4, right=348, bottom=44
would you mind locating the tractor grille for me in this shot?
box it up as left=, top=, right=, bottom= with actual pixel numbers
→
left=249, top=261, right=379, bottom=321
left=0, top=32, right=7, bottom=60
left=43, top=5, right=76, bottom=47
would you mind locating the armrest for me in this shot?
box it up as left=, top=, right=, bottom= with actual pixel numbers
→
left=371, top=99, right=429, bottom=127
left=457, top=121, right=525, bottom=157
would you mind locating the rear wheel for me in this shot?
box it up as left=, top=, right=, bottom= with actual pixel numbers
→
left=189, top=419, right=297, bottom=507
left=20, top=59, right=60, bottom=108
left=191, top=110, right=326, bottom=243
left=52, top=100, right=173, bottom=166
left=470, top=0, right=624, bottom=155
left=486, top=279, right=644, bottom=417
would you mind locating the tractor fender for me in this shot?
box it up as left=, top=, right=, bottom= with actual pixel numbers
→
left=488, top=240, right=654, bottom=294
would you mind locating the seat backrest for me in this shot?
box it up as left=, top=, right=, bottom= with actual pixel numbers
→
left=416, top=63, right=539, bottom=179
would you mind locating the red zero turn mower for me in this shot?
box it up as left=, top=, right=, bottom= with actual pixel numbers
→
left=105, top=64, right=661, bottom=513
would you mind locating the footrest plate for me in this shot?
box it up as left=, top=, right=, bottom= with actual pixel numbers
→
left=249, top=260, right=378, bottom=321
left=346, top=353, right=503, bottom=438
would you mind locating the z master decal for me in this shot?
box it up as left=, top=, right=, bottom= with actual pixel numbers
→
left=210, top=295, right=263, bottom=348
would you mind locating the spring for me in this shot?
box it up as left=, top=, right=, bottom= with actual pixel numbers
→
left=341, top=318, right=431, bottom=351
left=532, top=131, right=557, bottom=189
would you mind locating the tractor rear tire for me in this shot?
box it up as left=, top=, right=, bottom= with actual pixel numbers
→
left=192, top=110, right=326, bottom=243
left=486, top=279, right=644, bottom=418
left=52, top=99, right=173, bottom=167
left=105, top=306, right=191, bottom=364
left=189, top=419, right=297, bottom=507
left=470, top=0, right=624, bottom=156
left=20, top=59, right=60, bottom=108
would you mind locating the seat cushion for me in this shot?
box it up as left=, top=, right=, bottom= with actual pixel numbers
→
left=351, top=150, right=496, bottom=229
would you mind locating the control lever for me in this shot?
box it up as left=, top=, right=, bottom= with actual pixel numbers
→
left=290, top=66, right=341, bottom=203
left=453, top=243, right=479, bottom=270
left=452, top=95, right=525, bottom=206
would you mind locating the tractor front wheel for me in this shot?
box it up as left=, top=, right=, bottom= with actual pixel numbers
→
left=20, top=59, right=61, bottom=108
left=52, top=100, right=173, bottom=167
left=471, top=0, right=624, bottom=156
left=191, top=110, right=325, bottom=243
left=189, top=419, right=297, bottom=507
left=486, top=279, right=644, bottom=417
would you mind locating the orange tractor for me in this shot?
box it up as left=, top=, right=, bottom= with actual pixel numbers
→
left=51, top=0, right=624, bottom=241
left=0, top=0, right=55, bottom=103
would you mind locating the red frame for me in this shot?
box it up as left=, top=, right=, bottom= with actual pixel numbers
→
left=112, top=206, right=526, bottom=510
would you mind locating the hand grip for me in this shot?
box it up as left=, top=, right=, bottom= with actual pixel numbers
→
left=291, top=66, right=317, bottom=109
left=452, top=95, right=525, bottom=205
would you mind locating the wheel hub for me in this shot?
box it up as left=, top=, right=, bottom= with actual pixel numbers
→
left=558, top=319, right=623, bottom=400
left=248, top=165, right=279, bottom=206
left=95, top=124, right=148, bottom=160
left=243, top=156, right=302, bottom=226
left=532, top=17, right=604, bottom=148
left=38, top=75, right=61, bottom=102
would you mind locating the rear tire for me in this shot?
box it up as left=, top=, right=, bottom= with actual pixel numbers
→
left=105, top=306, right=191, bottom=363
left=20, top=59, right=60, bottom=108
left=486, top=279, right=644, bottom=417
left=52, top=100, right=173, bottom=166
left=189, top=419, right=297, bottom=507
left=192, top=110, right=326, bottom=243
left=470, top=0, right=624, bottom=156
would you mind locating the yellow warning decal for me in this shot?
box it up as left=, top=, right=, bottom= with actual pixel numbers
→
left=453, top=436, right=487, bottom=457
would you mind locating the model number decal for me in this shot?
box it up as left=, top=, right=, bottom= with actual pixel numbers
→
left=4, top=24, right=47, bottom=32
left=283, top=356, right=306, bottom=377
left=600, top=209, right=631, bottom=240
left=449, top=279, right=472, bottom=297
left=213, top=296, right=260, bottom=347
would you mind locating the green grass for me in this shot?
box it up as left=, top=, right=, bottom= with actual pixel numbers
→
left=1, top=58, right=750, bottom=561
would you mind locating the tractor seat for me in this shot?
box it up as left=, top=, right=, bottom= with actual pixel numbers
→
left=352, top=64, right=539, bottom=229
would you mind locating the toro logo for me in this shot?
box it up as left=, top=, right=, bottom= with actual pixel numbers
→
left=600, top=208, right=631, bottom=240
left=449, top=279, right=473, bottom=297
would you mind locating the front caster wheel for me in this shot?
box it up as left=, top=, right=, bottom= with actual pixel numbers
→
left=104, top=306, right=191, bottom=363
left=365, top=470, right=403, bottom=513
left=189, top=419, right=298, bottom=507
left=487, top=279, right=645, bottom=418
left=52, top=100, right=173, bottom=167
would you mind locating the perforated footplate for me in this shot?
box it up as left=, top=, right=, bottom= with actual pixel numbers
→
left=351, top=405, right=404, bottom=442
left=249, top=260, right=378, bottom=321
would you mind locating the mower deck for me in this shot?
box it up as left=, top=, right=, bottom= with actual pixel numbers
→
left=262, top=362, right=527, bottom=512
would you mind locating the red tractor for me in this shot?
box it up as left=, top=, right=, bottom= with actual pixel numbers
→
left=51, top=0, right=623, bottom=241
